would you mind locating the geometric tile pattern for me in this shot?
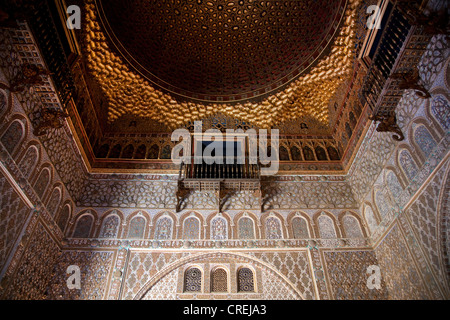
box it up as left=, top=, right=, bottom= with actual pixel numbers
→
left=141, top=268, right=178, bottom=300
left=0, top=172, right=31, bottom=272
left=122, top=252, right=181, bottom=300
left=324, top=250, right=388, bottom=300
left=405, top=163, right=450, bottom=298
left=260, top=268, right=299, bottom=300
left=249, top=251, right=315, bottom=300
left=46, top=250, right=114, bottom=300
left=2, top=223, right=60, bottom=300
left=375, top=225, right=431, bottom=300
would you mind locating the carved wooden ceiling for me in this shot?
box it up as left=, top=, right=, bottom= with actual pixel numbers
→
left=76, top=0, right=360, bottom=131
left=97, top=0, right=346, bottom=102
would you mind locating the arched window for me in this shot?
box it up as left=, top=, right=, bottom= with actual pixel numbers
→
left=183, top=217, right=200, bottom=240
left=211, top=268, right=228, bottom=293
left=33, top=168, right=50, bottom=199
left=128, top=216, right=146, bottom=239
left=414, top=125, right=437, bottom=158
left=184, top=267, right=202, bottom=292
left=303, top=146, right=315, bottom=161
left=315, top=146, right=327, bottom=161
left=155, top=216, right=173, bottom=240
left=121, top=144, right=134, bottom=159
left=291, top=216, right=310, bottom=239
left=211, top=217, right=227, bottom=240
left=134, top=144, right=147, bottom=159
left=72, top=215, right=93, bottom=238
left=327, top=146, right=340, bottom=160
left=342, top=215, right=363, bottom=238
left=349, top=112, right=357, bottom=128
left=237, top=268, right=255, bottom=292
left=148, top=144, right=159, bottom=159
left=57, top=205, right=71, bottom=234
left=279, top=146, right=290, bottom=161
left=399, top=150, right=419, bottom=181
left=345, top=123, right=353, bottom=140
left=375, top=190, right=391, bottom=220
left=431, top=95, right=449, bottom=130
left=160, top=145, right=172, bottom=159
left=386, top=170, right=403, bottom=199
left=238, top=217, right=255, bottom=239
left=99, top=214, right=120, bottom=238
left=46, top=188, right=62, bottom=217
left=364, top=206, right=378, bottom=235
left=318, top=215, right=337, bottom=239
left=18, top=145, right=39, bottom=179
left=291, top=146, right=301, bottom=161
left=265, top=216, right=282, bottom=239
left=108, top=144, right=122, bottom=158
left=1, top=120, right=24, bottom=155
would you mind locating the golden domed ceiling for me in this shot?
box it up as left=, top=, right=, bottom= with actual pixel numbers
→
left=96, top=0, right=346, bottom=102
left=80, top=0, right=360, bottom=130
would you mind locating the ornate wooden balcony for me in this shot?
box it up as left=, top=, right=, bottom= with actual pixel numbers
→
left=359, top=0, right=439, bottom=141
left=1, top=0, right=77, bottom=108
left=176, top=160, right=262, bottom=212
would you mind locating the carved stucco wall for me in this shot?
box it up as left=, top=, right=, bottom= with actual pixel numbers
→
left=349, top=34, right=450, bottom=299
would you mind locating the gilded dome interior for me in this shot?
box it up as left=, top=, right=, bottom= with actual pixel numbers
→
left=80, top=0, right=359, bottom=131
left=96, top=0, right=346, bottom=102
